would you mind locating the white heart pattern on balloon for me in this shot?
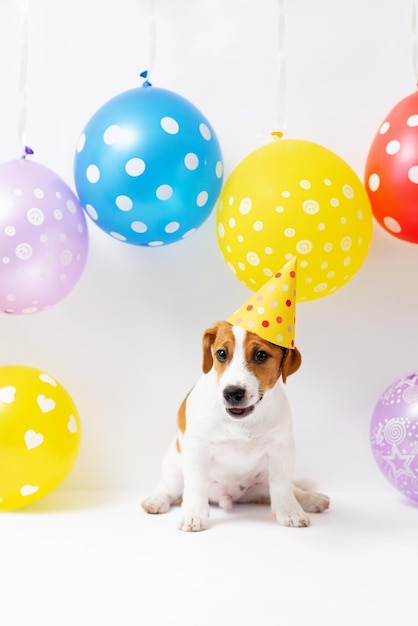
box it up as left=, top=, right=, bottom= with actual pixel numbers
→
left=36, top=394, right=56, bottom=413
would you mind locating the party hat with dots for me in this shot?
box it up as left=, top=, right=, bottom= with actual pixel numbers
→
left=227, top=257, right=297, bottom=349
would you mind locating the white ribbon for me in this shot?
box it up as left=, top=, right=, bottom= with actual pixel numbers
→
left=412, top=0, right=418, bottom=84
left=275, top=0, right=286, bottom=136
left=141, top=0, right=157, bottom=85
left=147, top=0, right=157, bottom=82
left=18, top=0, right=30, bottom=155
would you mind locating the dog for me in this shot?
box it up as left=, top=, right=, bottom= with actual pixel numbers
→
left=142, top=320, right=329, bottom=531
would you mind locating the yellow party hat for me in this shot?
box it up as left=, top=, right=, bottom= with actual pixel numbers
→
left=227, top=257, right=297, bottom=349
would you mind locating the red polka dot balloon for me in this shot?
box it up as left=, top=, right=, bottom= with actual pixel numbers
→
left=365, top=90, right=418, bottom=243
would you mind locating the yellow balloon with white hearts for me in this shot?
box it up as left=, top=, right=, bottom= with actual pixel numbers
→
left=0, top=365, right=81, bottom=510
left=216, top=139, right=373, bottom=301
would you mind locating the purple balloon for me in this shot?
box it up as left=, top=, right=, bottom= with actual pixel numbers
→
left=370, top=373, right=418, bottom=501
left=0, top=158, right=88, bottom=314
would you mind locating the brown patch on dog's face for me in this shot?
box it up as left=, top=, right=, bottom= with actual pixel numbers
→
left=244, top=331, right=301, bottom=388
left=202, top=321, right=236, bottom=376
left=243, top=332, right=286, bottom=393
left=202, top=321, right=301, bottom=385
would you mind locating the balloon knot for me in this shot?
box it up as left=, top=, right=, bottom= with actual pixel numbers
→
left=21, top=146, right=34, bottom=159
left=271, top=131, right=283, bottom=140
left=140, top=70, right=152, bottom=88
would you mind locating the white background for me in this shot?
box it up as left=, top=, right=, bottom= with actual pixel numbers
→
left=1, top=3, right=418, bottom=625
left=0, top=0, right=417, bottom=497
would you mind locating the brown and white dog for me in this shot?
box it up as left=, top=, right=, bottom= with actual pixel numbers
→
left=142, top=321, right=329, bottom=531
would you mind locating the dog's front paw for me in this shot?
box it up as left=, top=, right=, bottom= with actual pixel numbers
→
left=178, top=509, right=209, bottom=532
left=274, top=506, right=311, bottom=528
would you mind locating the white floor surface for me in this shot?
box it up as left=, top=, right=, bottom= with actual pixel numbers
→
left=0, top=490, right=416, bottom=626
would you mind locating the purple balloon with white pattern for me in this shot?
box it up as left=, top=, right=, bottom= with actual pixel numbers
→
left=0, top=158, right=89, bottom=315
left=370, top=373, right=418, bottom=501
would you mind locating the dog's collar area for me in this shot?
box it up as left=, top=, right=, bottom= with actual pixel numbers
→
left=226, top=395, right=263, bottom=419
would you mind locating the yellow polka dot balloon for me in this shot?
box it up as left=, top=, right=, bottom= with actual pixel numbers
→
left=216, top=139, right=373, bottom=301
left=0, top=365, right=81, bottom=510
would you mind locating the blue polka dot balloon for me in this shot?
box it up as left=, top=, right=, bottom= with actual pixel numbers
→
left=74, top=85, right=223, bottom=246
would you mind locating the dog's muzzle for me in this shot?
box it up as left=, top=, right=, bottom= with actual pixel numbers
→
left=223, top=385, right=263, bottom=419
left=226, top=405, right=256, bottom=418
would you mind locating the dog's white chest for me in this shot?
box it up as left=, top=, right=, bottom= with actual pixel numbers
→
left=207, top=437, right=270, bottom=503
left=210, top=437, right=267, bottom=473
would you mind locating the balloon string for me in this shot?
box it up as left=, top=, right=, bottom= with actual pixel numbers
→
left=413, top=0, right=418, bottom=85
left=272, top=0, right=286, bottom=138
left=18, top=0, right=32, bottom=157
left=140, top=0, right=157, bottom=87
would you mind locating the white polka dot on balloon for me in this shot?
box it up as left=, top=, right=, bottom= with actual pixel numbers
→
left=161, top=117, right=179, bottom=134
left=156, top=185, right=173, bottom=200
left=196, top=191, right=208, bottom=207
left=407, top=115, right=418, bottom=127
left=383, top=216, right=402, bottom=233
left=408, top=166, right=418, bottom=183
left=182, top=229, right=196, bottom=239
left=76, top=134, right=86, bottom=152
left=110, top=232, right=126, bottom=241
left=185, top=153, right=199, bottom=170
left=239, top=198, right=252, bottom=215
left=131, top=221, right=147, bottom=233
left=27, top=208, right=45, bottom=226
left=85, top=204, right=98, bottom=220
left=165, top=222, right=180, bottom=234
left=103, top=125, right=121, bottom=144
left=386, top=140, right=400, bottom=155
left=303, top=200, right=320, bottom=214
left=86, top=165, right=100, bottom=183
left=368, top=173, right=380, bottom=191
left=379, top=122, right=390, bottom=134
left=125, top=158, right=146, bottom=177
left=199, top=123, right=211, bottom=140
left=247, top=252, right=260, bottom=266
left=115, top=195, right=133, bottom=211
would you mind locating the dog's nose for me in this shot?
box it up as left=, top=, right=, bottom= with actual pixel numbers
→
left=223, top=385, right=246, bottom=404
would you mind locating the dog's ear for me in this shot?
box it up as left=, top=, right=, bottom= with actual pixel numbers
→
left=202, top=324, right=220, bottom=373
left=280, top=347, right=302, bottom=384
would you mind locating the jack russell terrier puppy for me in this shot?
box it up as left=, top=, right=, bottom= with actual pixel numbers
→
left=142, top=320, right=329, bottom=531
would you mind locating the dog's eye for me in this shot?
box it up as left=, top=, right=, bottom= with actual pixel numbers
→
left=216, top=349, right=228, bottom=362
left=254, top=350, right=269, bottom=363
